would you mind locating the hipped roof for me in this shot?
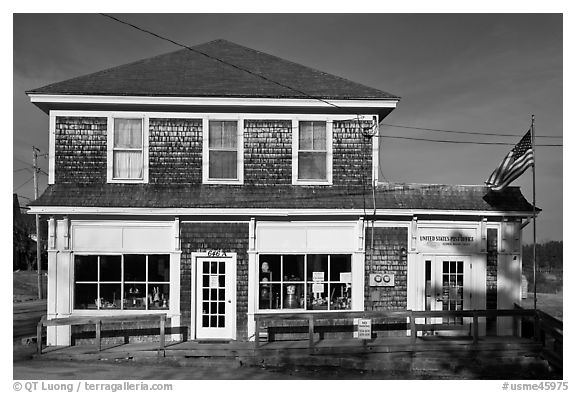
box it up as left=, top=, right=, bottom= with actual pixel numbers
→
left=28, top=39, right=399, bottom=101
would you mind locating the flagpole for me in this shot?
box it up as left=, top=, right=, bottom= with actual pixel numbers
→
left=531, top=114, right=537, bottom=310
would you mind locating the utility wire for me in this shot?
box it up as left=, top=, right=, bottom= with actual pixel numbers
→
left=16, top=194, right=33, bottom=202
left=14, top=176, right=35, bottom=193
left=101, top=14, right=563, bottom=147
left=381, top=123, right=563, bottom=139
left=377, top=135, right=562, bottom=147
left=13, top=157, right=49, bottom=175
left=100, top=14, right=369, bottom=119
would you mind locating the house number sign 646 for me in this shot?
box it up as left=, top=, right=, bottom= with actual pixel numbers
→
left=207, top=250, right=227, bottom=257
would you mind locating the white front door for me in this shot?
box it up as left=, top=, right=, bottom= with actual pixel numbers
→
left=424, top=255, right=471, bottom=332
left=195, top=255, right=236, bottom=339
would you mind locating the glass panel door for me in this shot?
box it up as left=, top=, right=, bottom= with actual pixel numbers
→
left=427, top=256, right=470, bottom=335
left=196, top=256, right=236, bottom=339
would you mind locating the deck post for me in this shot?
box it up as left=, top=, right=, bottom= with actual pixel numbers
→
left=410, top=311, right=416, bottom=344
left=472, top=314, right=479, bottom=344
left=254, top=315, right=260, bottom=351
left=95, top=320, right=102, bottom=352
left=159, top=314, right=166, bottom=357
left=36, top=320, right=43, bottom=354
left=308, top=315, right=315, bottom=354
left=512, top=314, right=519, bottom=337
left=534, top=312, right=541, bottom=343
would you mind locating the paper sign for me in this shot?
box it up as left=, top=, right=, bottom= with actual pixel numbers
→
left=209, top=275, right=220, bottom=288
left=354, top=318, right=372, bottom=339
left=339, top=272, right=352, bottom=283
left=312, top=272, right=324, bottom=282
left=312, top=283, right=324, bottom=293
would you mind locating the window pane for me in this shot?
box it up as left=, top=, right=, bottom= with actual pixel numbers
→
left=148, top=284, right=170, bottom=309
left=113, top=151, right=143, bottom=179
left=124, top=283, right=146, bottom=309
left=299, top=121, right=314, bottom=150
left=114, top=119, right=142, bottom=148
left=307, top=282, right=328, bottom=310
left=209, top=121, right=237, bottom=149
left=282, top=255, right=304, bottom=281
left=306, top=254, right=328, bottom=281
left=124, top=254, right=146, bottom=281
left=209, top=121, right=222, bottom=149
left=329, top=255, right=352, bottom=281
left=100, top=255, right=121, bottom=282
left=259, top=255, right=281, bottom=281
left=209, top=151, right=237, bottom=179
left=329, top=283, right=351, bottom=310
left=283, top=283, right=304, bottom=309
left=312, top=122, right=326, bottom=150
left=148, top=255, right=170, bottom=282
left=298, top=152, right=326, bottom=180
left=74, top=255, right=98, bottom=282
left=74, top=283, right=97, bottom=309
left=99, top=283, right=121, bottom=309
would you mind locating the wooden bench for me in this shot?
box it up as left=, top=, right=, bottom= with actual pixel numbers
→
left=37, top=314, right=168, bottom=356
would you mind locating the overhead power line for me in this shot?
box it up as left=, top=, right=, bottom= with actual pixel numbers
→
left=14, top=176, right=34, bottom=193
left=381, top=123, right=563, bottom=139
left=377, top=135, right=562, bottom=147
left=100, top=14, right=369, bottom=120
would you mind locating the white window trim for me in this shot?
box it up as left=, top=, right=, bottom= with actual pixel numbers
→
left=292, top=118, right=333, bottom=185
left=202, top=117, right=244, bottom=185
left=71, top=253, right=171, bottom=312
left=106, top=115, right=149, bottom=184
left=256, top=253, right=353, bottom=312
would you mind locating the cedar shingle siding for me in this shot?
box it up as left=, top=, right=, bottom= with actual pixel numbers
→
left=365, top=227, right=408, bottom=312
left=244, top=120, right=292, bottom=186
left=149, top=118, right=203, bottom=184
left=180, top=223, right=249, bottom=340
left=333, top=120, right=373, bottom=186
left=54, top=117, right=107, bottom=184
left=52, top=117, right=375, bottom=186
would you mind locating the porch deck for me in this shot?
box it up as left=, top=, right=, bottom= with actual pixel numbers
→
left=33, top=335, right=560, bottom=378
left=36, top=335, right=541, bottom=361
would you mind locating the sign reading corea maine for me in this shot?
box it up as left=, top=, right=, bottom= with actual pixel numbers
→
left=417, top=227, right=479, bottom=252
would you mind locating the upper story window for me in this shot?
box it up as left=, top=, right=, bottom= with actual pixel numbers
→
left=203, top=119, right=244, bottom=184
left=293, top=120, right=332, bottom=185
left=107, top=116, right=149, bottom=183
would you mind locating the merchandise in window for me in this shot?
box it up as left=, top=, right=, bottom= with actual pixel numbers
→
left=258, top=254, right=352, bottom=311
left=73, top=254, right=170, bottom=311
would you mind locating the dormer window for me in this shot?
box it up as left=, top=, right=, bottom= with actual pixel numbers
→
left=293, top=120, right=333, bottom=185
left=202, top=119, right=244, bottom=184
left=107, top=116, right=149, bottom=183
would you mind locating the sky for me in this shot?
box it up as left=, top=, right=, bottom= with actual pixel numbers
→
left=12, top=13, right=563, bottom=242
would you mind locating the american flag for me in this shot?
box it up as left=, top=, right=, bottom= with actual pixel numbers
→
left=485, top=129, right=534, bottom=191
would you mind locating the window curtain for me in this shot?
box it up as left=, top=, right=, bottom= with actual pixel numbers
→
left=113, top=119, right=143, bottom=179
left=113, top=151, right=143, bottom=179
left=114, top=119, right=142, bottom=148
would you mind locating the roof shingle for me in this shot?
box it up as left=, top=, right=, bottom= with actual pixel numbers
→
left=27, top=39, right=399, bottom=101
left=29, top=183, right=536, bottom=214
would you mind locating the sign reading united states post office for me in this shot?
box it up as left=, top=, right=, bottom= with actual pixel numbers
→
left=417, top=227, right=479, bottom=253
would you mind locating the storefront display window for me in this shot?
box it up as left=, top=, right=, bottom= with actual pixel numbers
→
left=74, top=254, right=170, bottom=311
left=258, top=254, right=351, bottom=311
